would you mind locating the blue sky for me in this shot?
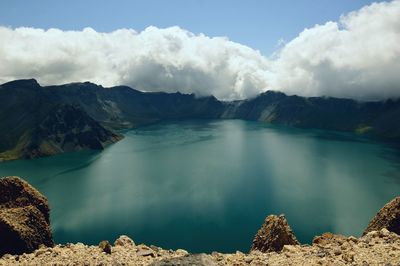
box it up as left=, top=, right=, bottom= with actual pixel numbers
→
left=1, top=0, right=398, bottom=100
left=0, top=0, right=383, bottom=55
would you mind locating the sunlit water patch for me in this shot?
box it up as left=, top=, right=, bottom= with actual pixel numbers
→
left=0, top=120, right=399, bottom=253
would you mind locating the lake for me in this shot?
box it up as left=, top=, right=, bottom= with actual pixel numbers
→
left=0, top=120, right=399, bottom=253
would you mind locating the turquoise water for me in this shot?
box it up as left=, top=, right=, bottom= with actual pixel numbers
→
left=0, top=120, right=399, bottom=253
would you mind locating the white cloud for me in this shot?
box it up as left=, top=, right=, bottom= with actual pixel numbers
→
left=0, top=26, right=271, bottom=100
left=0, top=0, right=399, bottom=100
left=271, top=0, right=400, bottom=100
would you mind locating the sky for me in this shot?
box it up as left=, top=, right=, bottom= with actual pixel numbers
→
left=0, top=0, right=382, bottom=55
left=0, top=0, right=399, bottom=100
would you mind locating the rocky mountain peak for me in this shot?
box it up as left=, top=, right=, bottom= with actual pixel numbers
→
left=251, top=214, right=300, bottom=252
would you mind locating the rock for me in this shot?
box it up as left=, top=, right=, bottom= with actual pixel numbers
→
left=342, top=251, right=355, bottom=262
left=341, top=241, right=350, bottom=250
left=0, top=176, right=50, bottom=223
left=364, top=196, right=400, bottom=235
left=136, top=245, right=157, bottom=257
left=35, top=248, right=48, bottom=257
left=251, top=214, right=300, bottom=252
left=348, top=236, right=358, bottom=243
left=316, top=252, right=326, bottom=258
left=150, top=254, right=216, bottom=266
left=380, top=228, right=390, bottom=237
left=175, top=249, right=189, bottom=256
left=366, top=230, right=379, bottom=238
left=313, top=232, right=347, bottom=246
left=150, top=245, right=161, bottom=252
left=333, top=248, right=342, bottom=255
left=282, top=245, right=298, bottom=253
left=0, top=176, right=53, bottom=256
left=114, top=235, right=135, bottom=247
left=0, top=232, right=399, bottom=265
left=244, top=255, right=253, bottom=263
left=0, top=206, right=54, bottom=256
left=137, top=248, right=155, bottom=257
left=98, top=241, right=112, bottom=254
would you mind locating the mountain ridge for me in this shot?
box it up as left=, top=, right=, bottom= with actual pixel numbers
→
left=1, top=79, right=400, bottom=161
left=0, top=80, right=123, bottom=161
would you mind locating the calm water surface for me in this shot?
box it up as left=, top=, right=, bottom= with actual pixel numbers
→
left=0, top=120, right=399, bottom=253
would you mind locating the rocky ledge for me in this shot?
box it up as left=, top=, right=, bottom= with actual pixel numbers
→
left=0, top=230, right=399, bottom=265
left=0, top=176, right=399, bottom=265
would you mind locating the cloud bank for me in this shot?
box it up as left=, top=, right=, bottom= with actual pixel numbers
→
left=0, top=0, right=399, bottom=100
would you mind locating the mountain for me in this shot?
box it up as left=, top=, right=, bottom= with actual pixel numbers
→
left=0, top=79, right=225, bottom=161
left=23, top=104, right=122, bottom=158
left=0, top=80, right=122, bottom=161
left=224, top=91, right=400, bottom=141
left=43, top=82, right=225, bottom=129
left=1, top=79, right=400, bottom=161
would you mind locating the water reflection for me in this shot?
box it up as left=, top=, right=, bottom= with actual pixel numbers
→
left=0, top=120, right=398, bottom=253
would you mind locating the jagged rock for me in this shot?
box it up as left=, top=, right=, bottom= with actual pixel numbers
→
left=0, top=176, right=50, bottom=223
left=251, top=214, right=299, bottom=252
left=0, top=206, right=53, bottom=256
left=0, top=176, right=53, bottom=256
left=364, top=196, right=400, bottom=235
left=0, top=230, right=399, bottom=265
left=114, top=235, right=135, bottom=247
left=98, top=240, right=112, bottom=254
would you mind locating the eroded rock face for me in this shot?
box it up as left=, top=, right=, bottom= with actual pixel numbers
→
left=0, top=176, right=50, bottom=223
left=0, top=176, right=54, bottom=256
left=364, top=196, right=400, bottom=235
left=0, top=206, right=53, bottom=255
left=251, top=214, right=299, bottom=252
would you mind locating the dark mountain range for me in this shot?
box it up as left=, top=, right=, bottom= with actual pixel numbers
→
left=223, top=91, right=400, bottom=140
left=44, top=81, right=225, bottom=129
left=0, top=79, right=399, bottom=160
left=0, top=80, right=121, bottom=161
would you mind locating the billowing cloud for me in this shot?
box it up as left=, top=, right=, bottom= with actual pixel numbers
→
left=0, top=0, right=399, bottom=100
left=0, top=26, right=270, bottom=100
left=270, top=0, right=400, bottom=100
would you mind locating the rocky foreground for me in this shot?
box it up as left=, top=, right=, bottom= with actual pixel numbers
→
left=0, top=229, right=399, bottom=265
left=0, top=176, right=399, bottom=265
